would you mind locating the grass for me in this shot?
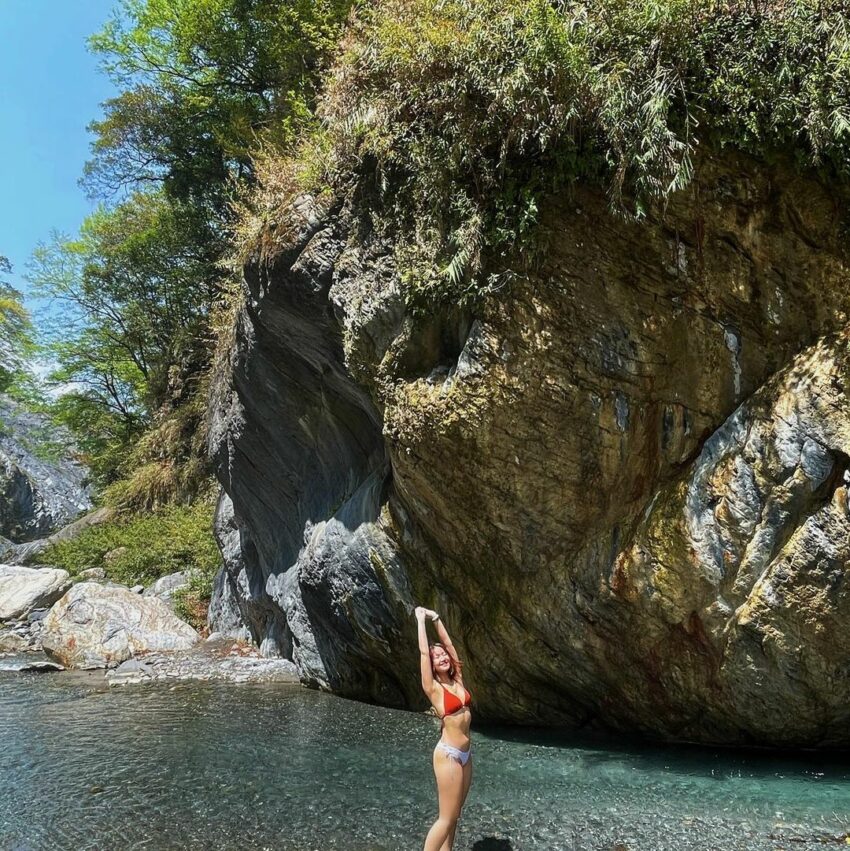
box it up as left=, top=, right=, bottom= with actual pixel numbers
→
left=41, top=497, right=221, bottom=629
left=238, top=0, right=850, bottom=311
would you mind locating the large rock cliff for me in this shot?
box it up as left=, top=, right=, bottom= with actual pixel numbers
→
left=0, top=396, right=92, bottom=544
left=208, top=154, right=850, bottom=745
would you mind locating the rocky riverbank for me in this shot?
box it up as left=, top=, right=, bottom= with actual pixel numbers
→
left=0, top=564, right=298, bottom=686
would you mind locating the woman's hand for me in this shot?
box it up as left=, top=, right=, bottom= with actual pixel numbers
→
left=414, top=606, right=428, bottom=621
left=424, top=608, right=440, bottom=621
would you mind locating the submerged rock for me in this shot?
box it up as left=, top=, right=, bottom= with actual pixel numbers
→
left=208, top=154, right=850, bottom=745
left=0, top=564, right=71, bottom=620
left=41, top=582, right=200, bottom=669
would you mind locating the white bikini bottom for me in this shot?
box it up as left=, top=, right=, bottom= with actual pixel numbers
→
left=436, top=740, right=471, bottom=766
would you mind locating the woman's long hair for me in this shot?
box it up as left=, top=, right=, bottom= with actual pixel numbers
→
left=429, top=641, right=461, bottom=681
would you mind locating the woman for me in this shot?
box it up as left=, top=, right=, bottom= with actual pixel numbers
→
left=415, top=605, right=473, bottom=851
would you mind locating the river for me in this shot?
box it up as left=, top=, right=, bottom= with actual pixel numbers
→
left=1, top=670, right=848, bottom=850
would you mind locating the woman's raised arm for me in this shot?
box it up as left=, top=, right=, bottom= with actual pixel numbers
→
left=415, top=607, right=434, bottom=693
left=428, top=609, right=464, bottom=681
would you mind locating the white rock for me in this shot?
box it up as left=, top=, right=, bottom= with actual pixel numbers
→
left=41, top=582, right=200, bottom=669
left=0, top=565, right=71, bottom=620
left=142, top=570, right=191, bottom=604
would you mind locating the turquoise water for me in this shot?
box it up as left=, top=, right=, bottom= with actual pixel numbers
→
left=1, top=670, right=848, bottom=850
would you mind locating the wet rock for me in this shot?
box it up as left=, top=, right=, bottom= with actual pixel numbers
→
left=41, top=582, right=200, bottom=669
left=105, top=635, right=299, bottom=685
left=0, top=651, right=65, bottom=672
left=0, top=565, right=72, bottom=620
left=107, top=657, right=155, bottom=684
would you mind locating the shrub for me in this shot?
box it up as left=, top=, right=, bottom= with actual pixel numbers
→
left=268, top=0, right=850, bottom=309
left=42, top=497, right=220, bottom=589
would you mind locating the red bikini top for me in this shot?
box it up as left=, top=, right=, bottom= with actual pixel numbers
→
left=439, top=682, right=472, bottom=718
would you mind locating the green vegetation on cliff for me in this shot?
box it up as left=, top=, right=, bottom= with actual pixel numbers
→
left=41, top=496, right=220, bottom=622
left=305, top=0, right=850, bottom=307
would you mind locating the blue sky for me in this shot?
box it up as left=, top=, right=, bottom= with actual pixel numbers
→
left=0, top=0, right=118, bottom=304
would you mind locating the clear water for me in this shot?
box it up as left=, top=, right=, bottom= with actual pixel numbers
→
left=1, top=670, right=849, bottom=851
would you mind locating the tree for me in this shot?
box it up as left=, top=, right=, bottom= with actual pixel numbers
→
left=27, top=191, right=221, bottom=481
left=84, top=0, right=352, bottom=209
left=0, top=256, right=34, bottom=394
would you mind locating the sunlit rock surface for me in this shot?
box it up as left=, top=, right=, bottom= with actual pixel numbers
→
left=42, top=582, right=200, bottom=669
left=0, top=564, right=71, bottom=620
left=208, top=154, right=850, bottom=744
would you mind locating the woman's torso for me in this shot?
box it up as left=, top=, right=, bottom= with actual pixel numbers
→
left=435, top=680, right=472, bottom=749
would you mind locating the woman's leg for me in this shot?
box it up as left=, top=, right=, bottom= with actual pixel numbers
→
left=437, top=754, right=472, bottom=851
left=460, top=755, right=473, bottom=810
left=439, top=822, right=457, bottom=851
left=424, top=747, right=464, bottom=851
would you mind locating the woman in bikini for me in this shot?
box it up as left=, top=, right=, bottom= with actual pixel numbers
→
left=415, top=605, right=473, bottom=851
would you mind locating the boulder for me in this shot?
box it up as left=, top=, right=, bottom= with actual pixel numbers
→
left=79, top=567, right=106, bottom=581
left=0, top=630, right=28, bottom=653
left=142, top=570, right=191, bottom=605
left=41, top=582, right=200, bottom=668
left=0, top=565, right=71, bottom=620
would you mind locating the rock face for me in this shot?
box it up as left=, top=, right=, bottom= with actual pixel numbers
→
left=1, top=507, right=111, bottom=566
left=0, top=396, right=92, bottom=543
left=41, top=582, right=200, bottom=668
left=0, top=565, right=71, bottom=620
left=208, top=153, right=850, bottom=745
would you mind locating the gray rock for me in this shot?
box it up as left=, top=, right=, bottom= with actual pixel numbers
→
left=0, top=395, right=92, bottom=543
left=79, top=567, right=106, bottom=581
left=0, top=652, right=64, bottom=672
left=206, top=492, right=262, bottom=643
left=105, top=637, right=300, bottom=686
left=143, top=570, right=191, bottom=604
left=41, top=582, right=200, bottom=669
left=0, top=629, right=28, bottom=653
left=0, top=565, right=72, bottom=620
